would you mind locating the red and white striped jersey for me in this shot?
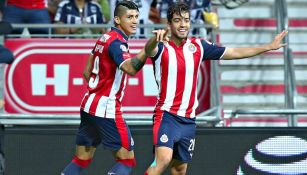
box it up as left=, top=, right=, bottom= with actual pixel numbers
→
left=152, top=38, right=226, bottom=118
left=80, top=27, right=132, bottom=118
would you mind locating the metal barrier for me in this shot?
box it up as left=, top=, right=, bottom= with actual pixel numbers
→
left=8, top=23, right=214, bottom=38
left=276, top=0, right=298, bottom=126
left=227, top=109, right=307, bottom=119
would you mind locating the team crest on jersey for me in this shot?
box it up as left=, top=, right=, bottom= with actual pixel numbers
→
left=120, top=44, right=128, bottom=52
left=90, top=6, right=97, bottom=13
left=188, top=43, right=197, bottom=53
left=160, top=134, right=168, bottom=143
left=99, top=34, right=111, bottom=42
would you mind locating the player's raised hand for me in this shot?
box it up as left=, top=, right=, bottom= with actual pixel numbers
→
left=269, top=30, right=288, bottom=50
left=152, top=28, right=169, bottom=42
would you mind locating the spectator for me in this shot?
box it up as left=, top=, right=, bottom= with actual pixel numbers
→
left=54, top=0, right=105, bottom=37
left=0, top=8, right=14, bottom=64
left=0, top=21, right=14, bottom=110
left=48, top=0, right=63, bottom=22
left=0, top=7, right=14, bottom=174
left=0, top=2, right=14, bottom=64
left=149, top=0, right=160, bottom=24
left=3, top=0, right=51, bottom=36
left=109, top=0, right=153, bottom=38
left=93, top=0, right=111, bottom=23
left=0, top=44, right=14, bottom=64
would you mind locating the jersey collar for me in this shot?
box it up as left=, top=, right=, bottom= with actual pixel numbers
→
left=169, top=38, right=188, bottom=48
left=111, top=27, right=129, bottom=41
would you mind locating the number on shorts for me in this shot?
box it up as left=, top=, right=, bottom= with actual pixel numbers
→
left=188, top=139, right=196, bottom=152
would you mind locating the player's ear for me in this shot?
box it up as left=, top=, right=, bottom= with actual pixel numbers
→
left=167, top=23, right=171, bottom=30
left=114, top=16, right=120, bottom=25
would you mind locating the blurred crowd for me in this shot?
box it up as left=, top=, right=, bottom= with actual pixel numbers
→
left=0, top=0, right=218, bottom=38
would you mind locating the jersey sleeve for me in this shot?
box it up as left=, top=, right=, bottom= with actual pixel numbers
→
left=151, top=42, right=164, bottom=61
left=108, top=39, right=131, bottom=67
left=201, top=39, right=226, bottom=60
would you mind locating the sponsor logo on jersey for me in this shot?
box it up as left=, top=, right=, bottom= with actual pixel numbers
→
left=100, top=34, right=111, bottom=42
left=160, top=134, right=168, bottom=143
left=66, top=6, right=72, bottom=11
left=123, top=53, right=131, bottom=60
left=90, top=6, right=97, bottom=13
left=120, top=44, right=128, bottom=52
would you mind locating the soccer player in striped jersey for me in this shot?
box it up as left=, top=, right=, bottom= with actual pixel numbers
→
left=143, top=2, right=288, bottom=175
left=61, top=1, right=148, bottom=175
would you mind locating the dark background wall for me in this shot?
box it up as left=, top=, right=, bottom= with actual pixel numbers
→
left=3, top=126, right=307, bottom=175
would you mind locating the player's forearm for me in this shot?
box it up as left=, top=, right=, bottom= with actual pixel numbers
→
left=145, top=37, right=159, bottom=57
left=222, top=45, right=271, bottom=60
left=131, top=49, right=147, bottom=72
left=121, top=49, right=147, bottom=76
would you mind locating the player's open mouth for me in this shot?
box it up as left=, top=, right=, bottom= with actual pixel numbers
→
left=178, top=29, right=187, bottom=34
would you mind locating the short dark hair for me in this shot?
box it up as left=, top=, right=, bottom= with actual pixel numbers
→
left=114, top=1, right=139, bottom=18
left=167, top=2, right=190, bottom=23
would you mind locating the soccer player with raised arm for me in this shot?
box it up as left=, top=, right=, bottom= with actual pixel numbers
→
left=143, top=2, right=288, bottom=175
left=61, top=1, right=148, bottom=175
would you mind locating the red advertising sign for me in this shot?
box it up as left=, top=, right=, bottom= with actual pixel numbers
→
left=4, top=39, right=210, bottom=114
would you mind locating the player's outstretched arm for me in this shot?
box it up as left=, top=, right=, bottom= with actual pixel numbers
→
left=222, top=30, right=288, bottom=60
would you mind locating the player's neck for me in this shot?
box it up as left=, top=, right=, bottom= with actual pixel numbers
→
left=75, top=0, right=86, bottom=9
left=170, top=35, right=186, bottom=46
left=114, top=26, right=130, bottom=38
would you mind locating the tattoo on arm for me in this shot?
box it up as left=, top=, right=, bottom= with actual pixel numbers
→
left=131, top=57, right=145, bottom=71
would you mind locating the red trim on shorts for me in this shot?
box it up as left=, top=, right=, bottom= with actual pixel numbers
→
left=153, top=110, right=164, bottom=145
left=115, top=115, right=130, bottom=150
left=72, top=156, right=92, bottom=168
